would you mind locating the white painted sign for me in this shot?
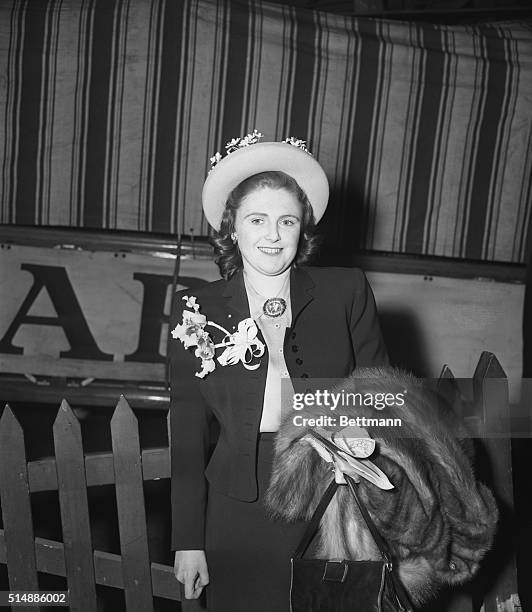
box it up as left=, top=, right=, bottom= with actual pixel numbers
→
left=0, top=245, right=523, bottom=400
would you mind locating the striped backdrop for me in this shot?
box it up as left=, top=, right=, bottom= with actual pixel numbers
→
left=1, top=0, right=531, bottom=262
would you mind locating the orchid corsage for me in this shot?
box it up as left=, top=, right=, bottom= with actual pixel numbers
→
left=171, top=296, right=265, bottom=378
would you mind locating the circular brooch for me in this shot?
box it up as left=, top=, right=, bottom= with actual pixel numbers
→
left=263, top=297, right=287, bottom=318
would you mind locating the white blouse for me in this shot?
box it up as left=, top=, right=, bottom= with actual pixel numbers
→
left=244, top=274, right=294, bottom=432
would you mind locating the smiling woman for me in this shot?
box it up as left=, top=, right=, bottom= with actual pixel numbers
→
left=169, top=134, right=390, bottom=611
left=235, top=185, right=301, bottom=277
left=212, top=169, right=320, bottom=281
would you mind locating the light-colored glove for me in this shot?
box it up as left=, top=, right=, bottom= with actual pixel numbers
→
left=174, top=550, right=209, bottom=599
left=303, top=429, right=393, bottom=490
left=331, top=426, right=375, bottom=458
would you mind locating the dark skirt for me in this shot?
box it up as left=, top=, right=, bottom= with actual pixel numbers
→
left=205, top=433, right=308, bottom=612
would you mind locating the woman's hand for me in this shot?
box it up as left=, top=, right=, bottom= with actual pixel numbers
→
left=174, top=550, right=209, bottom=599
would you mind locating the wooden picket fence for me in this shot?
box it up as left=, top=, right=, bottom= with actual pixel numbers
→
left=0, top=352, right=521, bottom=611
left=0, top=397, right=189, bottom=612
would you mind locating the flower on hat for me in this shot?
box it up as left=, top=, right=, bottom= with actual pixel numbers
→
left=211, top=130, right=265, bottom=164
left=209, top=151, right=222, bottom=166
left=210, top=129, right=316, bottom=170
left=171, top=296, right=265, bottom=378
left=283, top=136, right=310, bottom=153
left=225, top=137, right=241, bottom=153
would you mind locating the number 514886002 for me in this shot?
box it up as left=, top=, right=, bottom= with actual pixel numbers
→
left=1, top=591, right=68, bottom=606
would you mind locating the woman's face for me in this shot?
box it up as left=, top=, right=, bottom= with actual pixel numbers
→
left=234, top=186, right=302, bottom=277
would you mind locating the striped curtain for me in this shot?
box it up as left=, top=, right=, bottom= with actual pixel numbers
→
left=1, top=0, right=531, bottom=262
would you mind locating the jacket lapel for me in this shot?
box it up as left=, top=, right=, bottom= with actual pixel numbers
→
left=290, top=266, right=315, bottom=328
left=221, top=269, right=250, bottom=319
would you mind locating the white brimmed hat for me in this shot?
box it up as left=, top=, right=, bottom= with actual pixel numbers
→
left=202, top=134, right=329, bottom=231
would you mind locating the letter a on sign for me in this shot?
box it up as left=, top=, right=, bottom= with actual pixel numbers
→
left=0, top=264, right=113, bottom=360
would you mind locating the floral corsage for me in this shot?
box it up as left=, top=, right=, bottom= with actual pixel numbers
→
left=171, top=296, right=265, bottom=378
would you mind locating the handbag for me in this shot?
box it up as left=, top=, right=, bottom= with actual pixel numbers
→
left=290, top=474, right=414, bottom=612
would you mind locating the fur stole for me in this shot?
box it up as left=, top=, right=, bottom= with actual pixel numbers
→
left=265, top=367, right=498, bottom=606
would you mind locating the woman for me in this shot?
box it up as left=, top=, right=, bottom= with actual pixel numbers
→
left=169, top=134, right=389, bottom=611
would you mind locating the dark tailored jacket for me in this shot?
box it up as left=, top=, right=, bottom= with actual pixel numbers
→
left=169, top=266, right=389, bottom=550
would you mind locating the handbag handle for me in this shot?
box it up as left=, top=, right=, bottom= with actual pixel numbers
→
left=293, top=476, right=393, bottom=560
left=292, top=478, right=339, bottom=559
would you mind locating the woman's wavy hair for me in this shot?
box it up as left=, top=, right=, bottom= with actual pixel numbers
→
left=211, top=171, right=321, bottom=280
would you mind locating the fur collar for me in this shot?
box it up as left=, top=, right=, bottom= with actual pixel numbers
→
left=265, top=367, right=498, bottom=606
